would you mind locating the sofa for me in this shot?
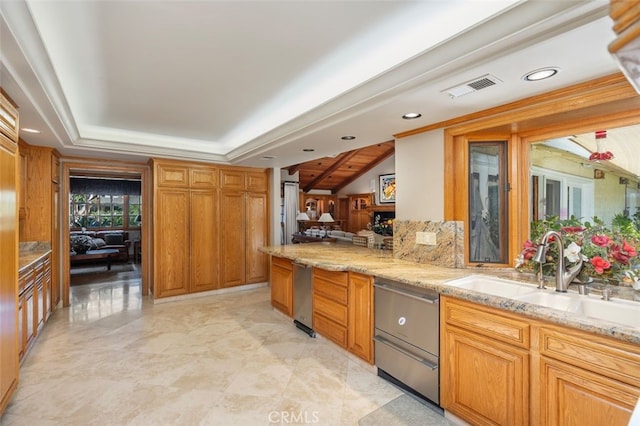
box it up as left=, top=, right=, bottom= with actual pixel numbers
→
left=303, top=228, right=356, bottom=243
left=70, top=231, right=131, bottom=264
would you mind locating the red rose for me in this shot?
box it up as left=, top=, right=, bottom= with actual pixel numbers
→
left=590, top=256, right=611, bottom=274
left=591, top=234, right=611, bottom=247
left=622, top=241, right=637, bottom=257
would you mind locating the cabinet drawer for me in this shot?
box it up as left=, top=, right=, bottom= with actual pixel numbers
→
left=314, top=313, right=347, bottom=348
left=314, top=278, right=348, bottom=304
left=442, top=297, right=530, bottom=349
left=313, top=268, right=348, bottom=287
left=313, top=294, right=347, bottom=326
left=539, top=327, right=640, bottom=388
left=272, top=256, right=292, bottom=271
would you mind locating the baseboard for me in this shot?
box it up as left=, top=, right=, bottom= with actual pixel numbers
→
left=152, top=282, right=268, bottom=304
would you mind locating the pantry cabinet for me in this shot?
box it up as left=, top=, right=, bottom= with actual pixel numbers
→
left=152, top=161, right=218, bottom=298
left=151, top=160, right=268, bottom=298
left=441, top=296, right=640, bottom=426
left=220, top=170, right=268, bottom=288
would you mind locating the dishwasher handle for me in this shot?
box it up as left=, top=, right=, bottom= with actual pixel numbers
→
left=374, top=335, right=438, bottom=370
left=374, top=282, right=438, bottom=304
left=292, top=262, right=311, bottom=268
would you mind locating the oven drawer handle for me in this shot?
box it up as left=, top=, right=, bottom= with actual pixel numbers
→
left=374, top=283, right=438, bottom=304
left=374, top=335, right=438, bottom=370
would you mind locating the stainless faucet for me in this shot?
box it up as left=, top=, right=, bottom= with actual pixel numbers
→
left=532, top=230, right=583, bottom=292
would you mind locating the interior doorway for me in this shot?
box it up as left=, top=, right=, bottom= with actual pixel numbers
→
left=61, top=160, right=150, bottom=307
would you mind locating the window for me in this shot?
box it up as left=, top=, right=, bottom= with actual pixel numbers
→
left=468, top=142, right=508, bottom=264
left=531, top=166, right=594, bottom=221
left=70, top=194, right=141, bottom=229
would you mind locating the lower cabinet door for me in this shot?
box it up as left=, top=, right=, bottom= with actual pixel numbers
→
left=540, top=356, right=639, bottom=425
left=442, top=327, right=529, bottom=426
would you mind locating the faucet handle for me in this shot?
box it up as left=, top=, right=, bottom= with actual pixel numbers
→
left=577, top=284, right=589, bottom=295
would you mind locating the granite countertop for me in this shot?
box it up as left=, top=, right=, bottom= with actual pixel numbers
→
left=19, top=241, right=52, bottom=273
left=260, top=243, right=640, bottom=345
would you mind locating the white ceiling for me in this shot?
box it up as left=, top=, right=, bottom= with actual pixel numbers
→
left=0, top=0, right=625, bottom=169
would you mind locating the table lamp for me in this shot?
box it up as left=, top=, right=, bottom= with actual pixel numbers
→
left=318, top=212, right=334, bottom=238
left=296, top=211, right=310, bottom=233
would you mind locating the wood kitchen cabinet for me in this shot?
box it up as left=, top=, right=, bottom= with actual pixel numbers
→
left=19, top=143, right=60, bottom=308
left=270, top=256, right=293, bottom=317
left=152, top=161, right=219, bottom=298
left=220, top=170, right=268, bottom=288
left=441, top=296, right=529, bottom=426
left=538, top=326, right=640, bottom=425
left=313, top=268, right=349, bottom=348
left=151, top=160, right=268, bottom=298
left=347, top=272, right=373, bottom=363
left=17, top=252, right=52, bottom=363
left=441, top=295, right=640, bottom=426
left=308, top=268, right=374, bottom=364
left=0, top=91, right=19, bottom=415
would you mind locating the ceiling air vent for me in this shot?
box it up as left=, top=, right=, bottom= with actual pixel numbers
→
left=442, top=74, right=502, bottom=98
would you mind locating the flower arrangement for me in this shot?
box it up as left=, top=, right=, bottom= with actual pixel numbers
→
left=372, top=215, right=394, bottom=236
left=516, top=215, right=640, bottom=287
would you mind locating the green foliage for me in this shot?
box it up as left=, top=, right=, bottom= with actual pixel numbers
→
left=518, top=214, right=640, bottom=285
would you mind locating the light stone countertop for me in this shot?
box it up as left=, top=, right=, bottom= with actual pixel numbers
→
left=261, top=243, right=640, bottom=345
left=19, top=241, right=52, bottom=273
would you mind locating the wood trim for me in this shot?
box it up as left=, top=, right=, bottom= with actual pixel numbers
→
left=395, top=73, right=635, bottom=139
left=439, top=72, right=640, bottom=267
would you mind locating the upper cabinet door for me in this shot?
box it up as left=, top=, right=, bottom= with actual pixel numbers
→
left=220, top=169, right=245, bottom=190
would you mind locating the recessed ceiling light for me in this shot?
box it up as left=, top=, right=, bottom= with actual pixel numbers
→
left=522, top=67, right=559, bottom=82
left=341, top=135, right=356, bottom=140
left=21, top=128, right=40, bottom=134
left=260, top=156, right=275, bottom=160
left=303, top=148, right=315, bottom=152
left=402, top=112, right=422, bottom=119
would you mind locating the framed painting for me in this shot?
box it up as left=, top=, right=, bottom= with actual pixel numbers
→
left=379, top=173, right=396, bottom=204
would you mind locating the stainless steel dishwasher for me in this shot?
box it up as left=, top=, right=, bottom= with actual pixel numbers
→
left=293, top=262, right=316, bottom=337
left=374, top=277, right=440, bottom=404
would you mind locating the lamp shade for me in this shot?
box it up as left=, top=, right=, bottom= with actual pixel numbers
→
left=296, top=212, right=310, bottom=221
left=318, top=213, right=334, bottom=223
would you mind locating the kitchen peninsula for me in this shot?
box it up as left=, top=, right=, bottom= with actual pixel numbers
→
left=261, top=242, right=640, bottom=425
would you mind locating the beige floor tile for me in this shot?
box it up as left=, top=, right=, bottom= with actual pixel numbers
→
left=1, top=278, right=445, bottom=425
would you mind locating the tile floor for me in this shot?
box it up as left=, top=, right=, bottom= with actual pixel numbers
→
left=1, top=275, right=451, bottom=425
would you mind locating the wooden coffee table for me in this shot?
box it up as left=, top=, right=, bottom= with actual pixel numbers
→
left=70, top=248, right=120, bottom=270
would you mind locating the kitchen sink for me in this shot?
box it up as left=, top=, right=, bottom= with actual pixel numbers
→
left=575, top=297, right=640, bottom=328
left=514, top=291, right=582, bottom=313
left=515, top=290, right=640, bottom=329
left=448, top=275, right=640, bottom=329
left=445, top=275, right=539, bottom=297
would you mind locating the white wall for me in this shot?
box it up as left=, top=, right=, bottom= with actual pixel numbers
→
left=395, top=129, right=444, bottom=221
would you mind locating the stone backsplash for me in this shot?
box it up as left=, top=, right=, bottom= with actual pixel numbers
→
left=393, top=220, right=464, bottom=268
